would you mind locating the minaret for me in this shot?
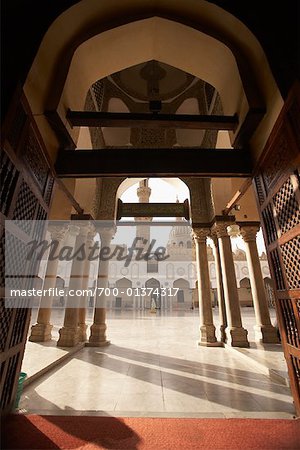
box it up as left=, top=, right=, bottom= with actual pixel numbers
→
left=176, top=196, right=182, bottom=222
left=135, top=179, right=152, bottom=247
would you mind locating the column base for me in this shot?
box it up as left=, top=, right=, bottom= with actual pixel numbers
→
left=226, top=326, right=249, bottom=347
left=85, top=340, right=111, bottom=347
left=88, top=324, right=109, bottom=347
left=57, top=326, right=79, bottom=347
left=198, top=341, right=224, bottom=347
left=254, top=325, right=280, bottom=343
left=198, top=324, right=222, bottom=347
left=29, top=323, right=53, bottom=342
left=78, top=324, right=88, bottom=342
left=220, top=324, right=227, bottom=343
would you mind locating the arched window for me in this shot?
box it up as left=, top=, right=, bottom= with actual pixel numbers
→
left=240, top=277, right=251, bottom=289
left=167, top=263, right=174, bottom=279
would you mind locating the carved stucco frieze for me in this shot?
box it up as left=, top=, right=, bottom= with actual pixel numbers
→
left=95, top=177, right=125, bottom=220
left=182, top=177, right=215, bottom=224
left=91, top=178, right=102, bottom=219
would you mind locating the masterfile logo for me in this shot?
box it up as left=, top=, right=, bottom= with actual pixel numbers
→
left=4, top=219, right=192, bottom=308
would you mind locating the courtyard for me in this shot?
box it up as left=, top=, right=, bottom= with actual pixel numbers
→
left=19, top=308, right=295, bottom=418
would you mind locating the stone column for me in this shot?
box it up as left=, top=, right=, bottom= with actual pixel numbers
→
left=214, top=222, right=249, bottom=347
left=57, top=223, right=90, bottom=347
left=88, top=227, right=114, bottom=346
left=193, top=228, right=220, bottom=346
left=239, top=224, right=279, bottom=343
left=29, top=225, right=67, bottom=342
left=78, top=226, right=96, bottom=342
left=211, top=233, right=227, bottom=343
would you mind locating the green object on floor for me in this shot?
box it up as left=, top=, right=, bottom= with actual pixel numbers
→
left=15, top=372, right=27, bottom=408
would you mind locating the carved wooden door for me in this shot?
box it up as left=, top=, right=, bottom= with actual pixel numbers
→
left=254, top=83, right=300, bottom=415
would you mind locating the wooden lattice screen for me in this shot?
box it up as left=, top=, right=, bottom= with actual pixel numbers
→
left=0, top=91, right=55, bottom=414
left=254, top=82, right=300, bottom=415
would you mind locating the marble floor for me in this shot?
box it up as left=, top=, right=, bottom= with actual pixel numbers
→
left=19, top=309, right=296, bottom=418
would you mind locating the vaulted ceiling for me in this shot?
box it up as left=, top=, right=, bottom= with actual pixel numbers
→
left=1, top=0, right=298, bottom=118
left=84, top=61, right=220, bottom=149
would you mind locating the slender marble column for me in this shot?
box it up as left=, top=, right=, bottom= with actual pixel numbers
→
left=29, top=225, right=68, bottom=342
left=57, top=223, right=90, bottom=347
left=193, top=227, right=221, bottom=346
left=211, top=233, right=227, bottom=343
left=78, top=226, right=96, bottom=342
left=88, top=227, right=114, bottom=346
left=214, top=222, right=249, bottom=347
left=239, top=224, right=279, bottom=343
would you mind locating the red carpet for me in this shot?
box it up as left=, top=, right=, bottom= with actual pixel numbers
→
left=2, top=415, right=300, bottom=450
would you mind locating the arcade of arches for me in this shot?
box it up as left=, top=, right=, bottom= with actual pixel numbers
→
left=1, top=0, right=300, bottom=421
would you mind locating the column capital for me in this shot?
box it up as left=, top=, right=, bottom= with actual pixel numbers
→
left=209, top=231, right=218, bottom=246
left=192, top=227, right=210, bottom=243
left=48, top=225, right=68, bottom=242
left=72, top=218, right=95, bottom=235
left=86, top=226, right=97, bottom=246
left=97, top=226, right=116, bottom=245
left=68, top=224, right=81, bottom=238
left=239, top=224, right=260, bottom=242
left=211, top=222, right=231, bottom=238
left=78, top=222, right=93, bottom=239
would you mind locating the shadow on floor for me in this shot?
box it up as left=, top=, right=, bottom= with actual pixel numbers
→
left=20, top=344, right=295, bottom=415
left=4, top=394, right=141, bottom=449
left=72, top=345, right=295, bottom=413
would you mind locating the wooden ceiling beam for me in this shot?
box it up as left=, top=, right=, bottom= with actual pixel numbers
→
left=66, top=110, right=239, bottom=131
left=55, top=147, right=252, bottom=178
left=117, top=199, right=190, bottom=220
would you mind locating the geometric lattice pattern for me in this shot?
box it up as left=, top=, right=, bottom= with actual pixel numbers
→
left=1, top=105, right=51, bottom=413
left=85, top=90, right=95, bottom=112
left=0, top=354, right=19, bottom=410
left=281, top=235, right=300, bottom=289
left=205, top=83, right=215, bottom=110
left=263, top=128, right=291, bottom=192
left=35, top=204, right=47, bottom=222
left=12, top=180, right=37, bottom=234
left=265, top=282, right=276, bottom=308
left=0, top=231, right=5, bottom=287
left=23, top=127, right=48, bottom=191
left=270, top=248, right=285, bottom=290
left=280, top=298, right=299, bottom=346
left=91, top=80, right=105, bottom=111
left=262, top=204, right=277, bottom=245
left=0, top=151, right=19, bottom=216
left=85, top=89, right=107, bottom=148
left=140, top=128, right=167, bottom=147
left=5, top=231, right=30, bottom=290
left=291, top=356, right=300, bottom=383
left=10, top=308, right=29, bottom=348
left=0, top=301, right=13, bottom=351
left=130, top=127, right=176, bottom=148
left=254, top=175, right=265, bottom=205
left=44, top=176, right=54, bottom=206
left=273, top=177, right=300, bottom=234
left=89, top=126, right=106, bottom=148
